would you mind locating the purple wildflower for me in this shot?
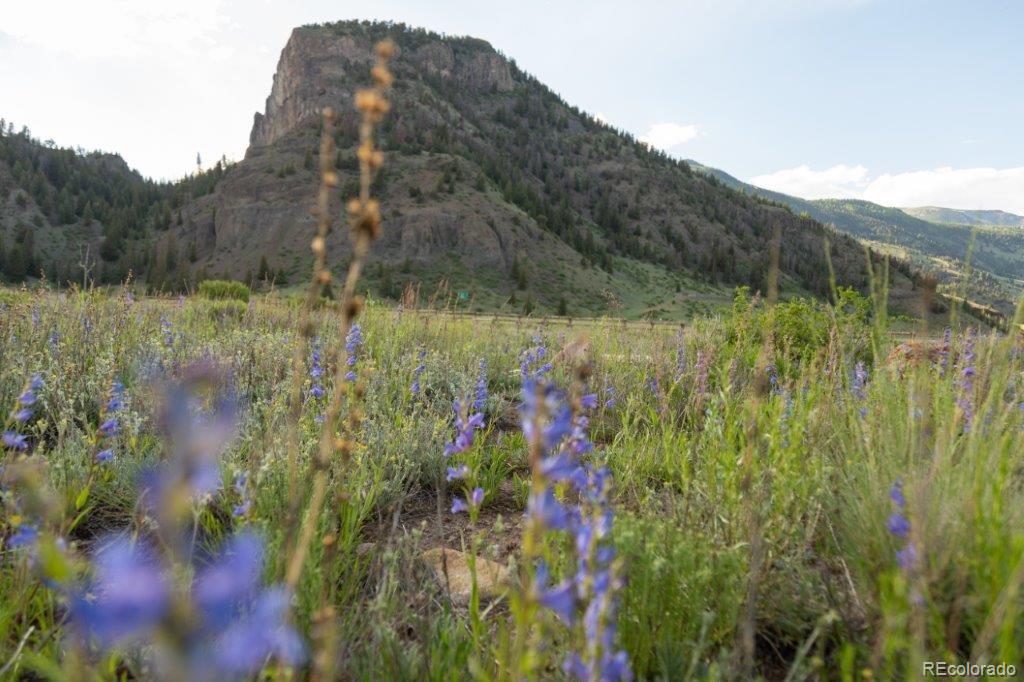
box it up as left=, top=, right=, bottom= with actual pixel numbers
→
left=526, top=487, right=571, bottom=530
left=232, top=472, right=251, bottom=517
left=99, top=417, right=119, bottom=437
left=309, top=339, right=325, bottom=400
left=521, top=379, right=573, bottom=451
left=8, top=523, right=39, bottom=549
left=70, top=536, right=170, bottom=646
left=887, top=480, right=916, bottom=571
left=473, top=359, right=488, bottom=411
left=446, top=464, right=469, bottom=482
left=444, top=400, right=485, bottom=457
left=213, top=588, right=305, bottom=674
left=410, top=348, right=426, bottom=396
left=3, top=431, right=28, bottom=451
left=535, top=562, right=576, bottom=623
left=520, top=334, right=552, bottom=379
left=957, top=332, right=976, bottom=429
left=344, top=324, right=363, bottom=382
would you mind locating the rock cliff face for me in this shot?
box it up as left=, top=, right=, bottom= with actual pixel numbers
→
left=175, top=20, right=881, bottom=315
left=249, top=27, right=513, bottom=150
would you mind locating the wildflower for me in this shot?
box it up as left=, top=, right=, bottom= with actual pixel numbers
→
left=70, top=537, right=169, bottom=646
left=938, top=327, right=952, bottom=375
left=107, top=381, right=126, bottom=412
left=535, top=562, right=576, bottom=623
left=70, top=532, right=304, bottom=672
left=674, top=330, right=687, bottom=379
left=99, top=417, right=119, bottom=438
left=410, top=348, right=426, bottom=396
left=145, top=365, right=238, bottom=504
left=896, top=544, right=917, bottom=571
left=445, top=464, right=469, bottom=482
left=526, top=487, right=571, bottom=530
left=521, top=379, right=573, bottom=451
left=581, top=393, right=598, bottom=410
left=93, top=381, right=124, bottom=465
left=887, top=480, right=916, bottom=571
left=603, top=386, right=617, bottom=410
left=233, top=472, right=251, bottom=517
left=3, top=431, right=28, bottom=451
left=571, top=466, right=629, bottom=675
left=309, top=340, right=325, bottom=400
left=473, top=359, right=488, bottom=412
left=11, top=373, right=42, bottom=423
left=344, top=324, right=364, bottom=382
left=470, top=487, right=484, bottom=506
left=443, top=399, right=485, bottom=457
left=7, top=523, right=39, bottom=549
left=451, top=497, right=469, bottom=514
left=213, top=588, right=305, bottom=674
left=161, top=317, right=175, bottom=348
left=646, top=375, right=660, bottom=397
left=520, top=334, right=552, bottom=379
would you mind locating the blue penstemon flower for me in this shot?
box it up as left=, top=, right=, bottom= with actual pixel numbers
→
left=473, top=358, right=489, bottom=412
left=94, top=380, right=125, bottom=465
left=518, top=374, right=630, bottom=680
left=410, top=348, right=426, bottom=397
left=887, top=479, right=916, bottom=571
left=68, top=367, right=304, bottom=676
left=4, top=374, right=42, bottom=452
left=344, top=324, right=364, bottom=382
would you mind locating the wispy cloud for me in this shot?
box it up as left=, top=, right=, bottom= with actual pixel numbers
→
left=748, top=164, right=869, bottom=199
left=639, top=122, right=698, bottom=152
left=748, top=164, right=1024, bottom=214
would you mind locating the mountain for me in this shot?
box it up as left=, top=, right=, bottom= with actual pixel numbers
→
left=0, top=122, right=227, bottom=285
left=902, top=206, right=1024, bottom=228
left=687, top=161, right=1024, bottom=315
left=163, top=20, right=915, bottom=318
left=2, top=21, right=951, bottom=321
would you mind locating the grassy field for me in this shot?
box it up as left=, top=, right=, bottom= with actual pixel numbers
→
left=1, top=283, right=1023, bottom=680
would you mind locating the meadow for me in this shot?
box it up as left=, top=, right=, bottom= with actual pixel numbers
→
left=1, top=281, right=1023, bottom=680
left=3, top=40, right=1024, bottom=682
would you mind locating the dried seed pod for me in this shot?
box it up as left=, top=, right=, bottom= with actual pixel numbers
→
left=375, top=39, right=396, bottom=60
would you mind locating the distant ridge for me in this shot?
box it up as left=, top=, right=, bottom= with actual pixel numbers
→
left=686, top=161, right=1024, bottom=315
left=902, top=206, right=1024, bottom=228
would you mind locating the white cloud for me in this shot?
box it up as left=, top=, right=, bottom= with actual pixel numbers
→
left=748, top=164, right=1024, bottom=214
left=639, top=122, right=699, bottom=152
left=865, top=166, right=1024, bottom=214
left=748, top=164, right=870, bottom=199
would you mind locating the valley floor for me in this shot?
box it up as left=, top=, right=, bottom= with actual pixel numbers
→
left=1, top=288, right=1022, bottom=679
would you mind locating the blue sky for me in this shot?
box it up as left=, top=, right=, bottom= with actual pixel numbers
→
left=2, top=0, right=1022, bottom=211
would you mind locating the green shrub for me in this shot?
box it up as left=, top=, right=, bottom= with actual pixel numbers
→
left=198, top=279, right=250, bottom=302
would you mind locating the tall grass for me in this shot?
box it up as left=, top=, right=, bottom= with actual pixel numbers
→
left=1, top=281, right=1022, bottom=678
